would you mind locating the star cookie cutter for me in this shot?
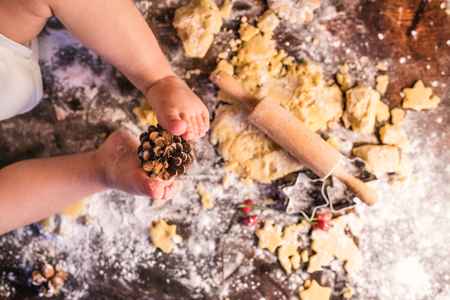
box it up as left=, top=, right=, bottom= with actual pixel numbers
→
left=281, top=157, right=377, bottom=221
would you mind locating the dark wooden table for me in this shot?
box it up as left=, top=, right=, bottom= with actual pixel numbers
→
left=0, top=0, right=449, bottom=299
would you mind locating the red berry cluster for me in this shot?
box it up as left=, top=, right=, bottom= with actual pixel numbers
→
left=313, top=212, right=332, bottom=231
left=240, top=200, right=258, bottom=226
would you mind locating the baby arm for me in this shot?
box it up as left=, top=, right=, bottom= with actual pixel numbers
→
left=46, top=0, right=209, bottom=140
left=0, top=130, right=177, bottom=236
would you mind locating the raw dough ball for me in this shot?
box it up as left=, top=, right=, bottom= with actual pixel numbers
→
left=173, top=0, right=223, bottom=58
left=352, top=145, right=400, bottom=173
left=402, top=80, right=441, bottom=111
left=391, top=108, right=405, bottom=125
left=267, top=0, right=321, bottom=24
left=342, top=84, right=382, bottom=134
left=379, top=124, right=410, bottom=152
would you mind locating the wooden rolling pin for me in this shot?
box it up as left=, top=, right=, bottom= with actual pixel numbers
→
left=210, top=71, right=378, bottom=206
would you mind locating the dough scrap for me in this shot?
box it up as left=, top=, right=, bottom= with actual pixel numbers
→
left=391, top=108, right=405, bottom=125
left=396, top=155, right=413, bottom=178
left=220, top=0, right=236, bottom=19
left=256, top=10, right=280, bottom=33
left=197, top=183, right=213, bottom=209
left=376, top=62, right=388, bottom=71
left=376, top=75, right=389, bottom=94
left=299, top=280, right=332, bottom=300
left=379, top=124, right=410, bottom=152
left=342, top=84, right=382, bottom=134
left=238, top=22, right=260, bottom=42
left=148, top=220, right=182, bottom=253
left=402, top=80, right=441, bottom=111
left=301, top=250, right=309, bottom=262
left=255, top=221, right=283, bottom=253
left=267, top=0, right=321, bottom=24
left=60, top=200, right=85, bottom=221
left=215, top=60, right=234, bottom=76
left=173, top=0, right=223, bottom=58
left=339, top=64, right=349, bottom=74
left=376, top=101, right=390, bottom=122
left=308, top=213, right=362, bottom=276
left=133, top=99, right=157, bottom=125
left=326, top=137, right=340, bottom=149
left=352, top=145, right=400, bottom=173
left=211, top=17, right=343, bottom=182
left=336, top=73, right=353, bottom=92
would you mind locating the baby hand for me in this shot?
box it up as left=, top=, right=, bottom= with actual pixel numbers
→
left=145, top=75, right=209, bottom=141
left=97, top=130, right=177, bottom=200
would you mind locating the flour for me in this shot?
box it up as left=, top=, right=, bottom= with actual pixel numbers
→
left=1, top=0, right=449, bottom=299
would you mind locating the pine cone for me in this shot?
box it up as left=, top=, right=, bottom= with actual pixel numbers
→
left=138, top=124, right=195, bottom=180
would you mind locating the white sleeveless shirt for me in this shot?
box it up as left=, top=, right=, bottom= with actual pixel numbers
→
left=0, top=32, right=43, bottom=121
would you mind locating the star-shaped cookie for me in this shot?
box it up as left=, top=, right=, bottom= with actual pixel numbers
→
left=308, top=213, right=362, bottom=276
left=278, top=223, right=304, bottom=273
left=255, top=221, right=283, bottom=253
left=402, top=80, right=440, bottom=111
left=148, top=220, right=182, bottom=253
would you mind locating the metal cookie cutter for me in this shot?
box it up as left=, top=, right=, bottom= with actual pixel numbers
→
left=281, top=157, right=377, bottom=222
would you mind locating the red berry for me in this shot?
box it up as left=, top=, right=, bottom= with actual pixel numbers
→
left=317, top=213, right=332, bottom=222
left=242, top=215, right=258, bottom=227
left=313, top=221, right=332, bottom=231
left=241, top=200, right=254, bottom=213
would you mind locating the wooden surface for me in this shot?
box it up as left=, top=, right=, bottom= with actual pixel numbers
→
left=0, top=0, right=449, bottom=299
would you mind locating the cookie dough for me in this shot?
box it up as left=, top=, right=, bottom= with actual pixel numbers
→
left=267, top=0, right=321, bottom=24
left=379, top=124, right=410, bottom=152
left=148, top=220, right=182, bottom=253
left=256, top=10, right=280, bottom=33
left=396, top=156, right=413, bottom=178
left=173, top=0, right=223, bottom=58
left=133, top=99, right=157, bottom=125
left=402, top=80, right=441, bottom=111
left=278, top=223, right=303, bottom=273
left=376, top=62, right=388, bottom=71
left=376, top=75, right=389, bottom=94
left=352, top=145, right=400, bottom=173
left=391, top=108, right=405, bottom=125
left=376, top=101, right=390, bottom=122
left=215, top=60, right=234, bottom=75
left=211, top=17, right=343, bottom=183
left=326, top=137, right=340, bottom=149
left=337, top=73, right=353, bottom=92
left=342, top=84, right=383, bottom=134
left=197, top=183, right=213, bottom=209
left=219, top=0, right=236, bottom=19
left=255, top=221, right=283, bottom=253
left=60, top=200, right=85, bottom=221
left=299, top=280, right=332, bottom=300
left=255, top=222, right=305, bottom=273
left=308, top=213, right=362, bottom=276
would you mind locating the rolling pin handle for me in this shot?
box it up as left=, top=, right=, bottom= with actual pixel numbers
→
left=331, top=165, right=379, bottom=206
